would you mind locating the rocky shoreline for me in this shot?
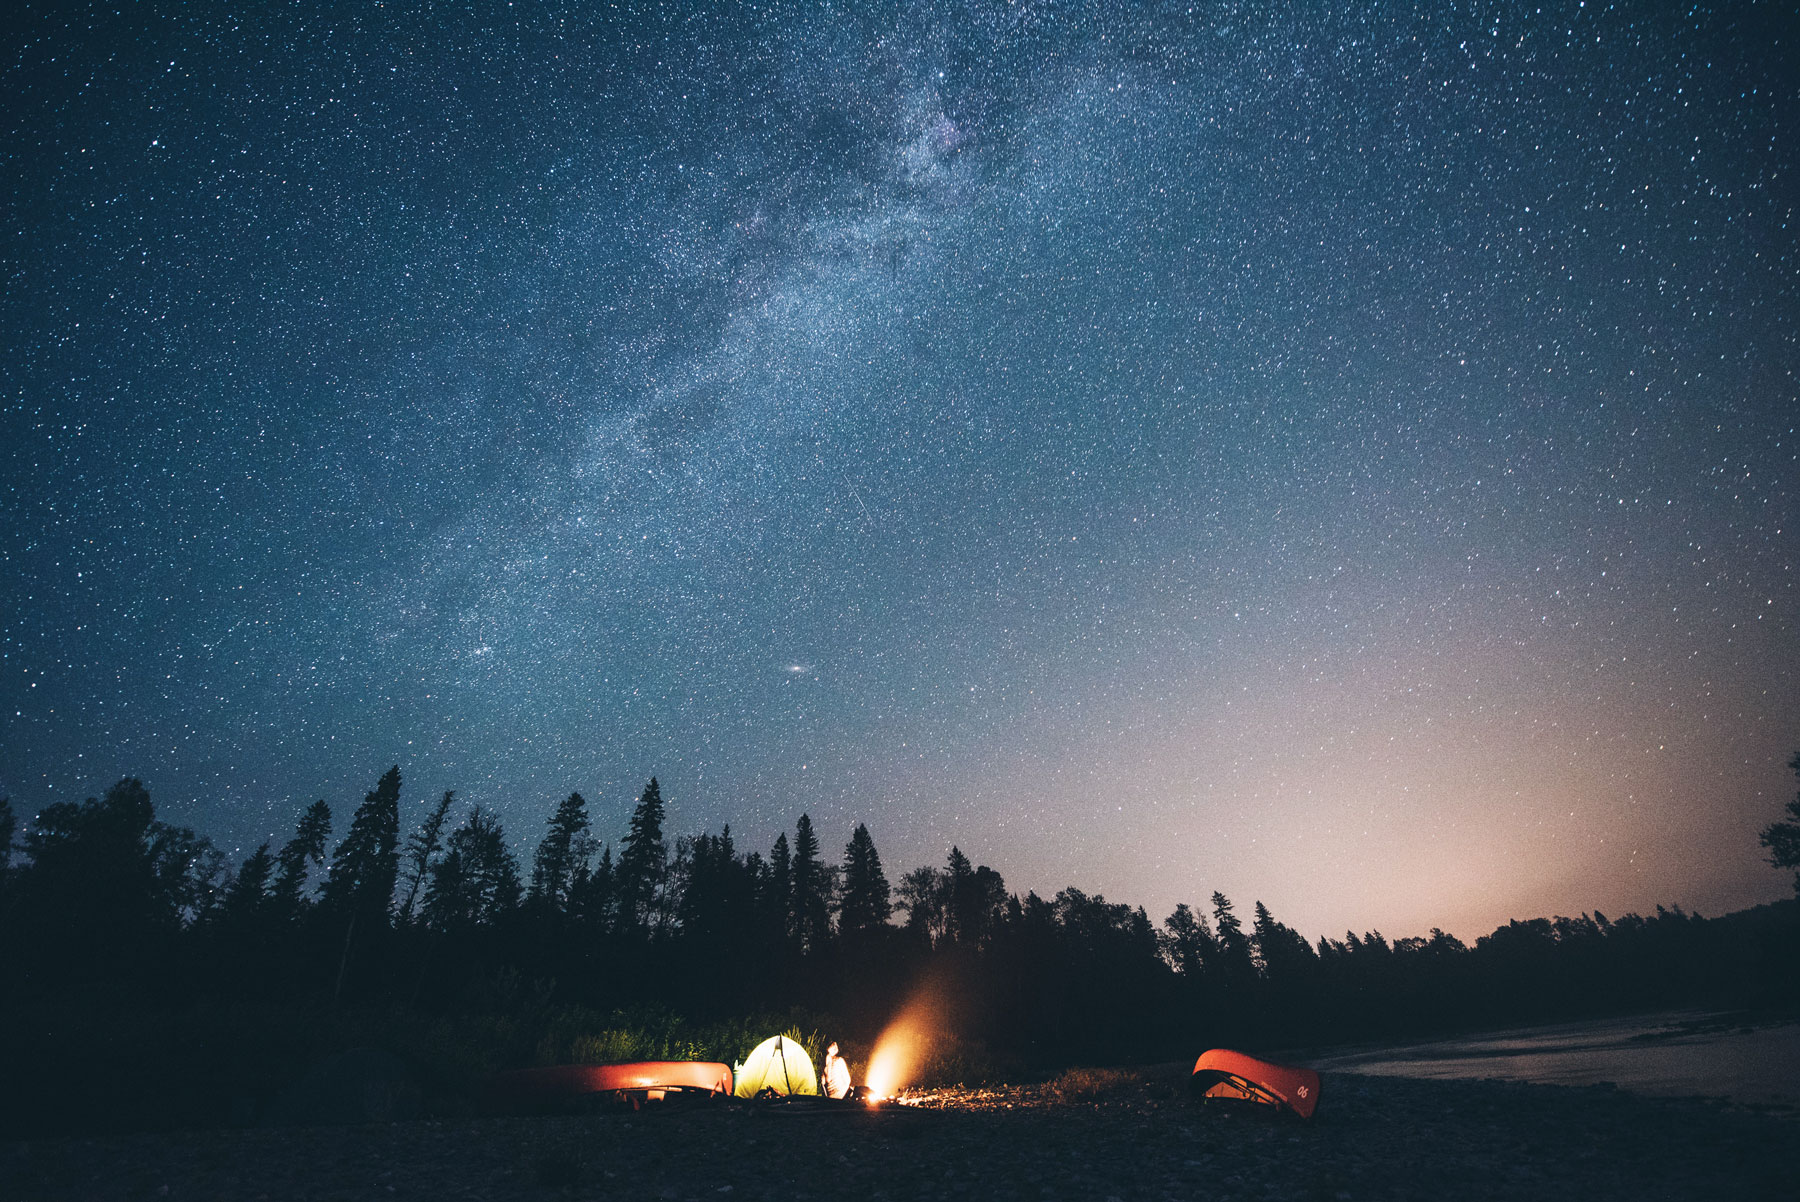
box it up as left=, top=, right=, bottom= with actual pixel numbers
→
left=4, top=1067, right=1794, bottom=1201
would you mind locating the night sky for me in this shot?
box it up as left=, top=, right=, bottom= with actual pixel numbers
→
left=4, top=2, right=1795, bottom=942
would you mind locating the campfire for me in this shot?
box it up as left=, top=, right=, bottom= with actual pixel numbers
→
left=860, top=985, right=946, bottom=1105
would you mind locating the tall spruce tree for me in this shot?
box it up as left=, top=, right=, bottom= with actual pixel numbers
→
left=944, top=846, right=1005, bottom=946
left=1211, top=890, right=1257, bottom=985
left=790, top=814, right=831, bottom=952
left=942, top=846, right=975, bottom=944
left=615, top=777, right=667, bottom=933
left=396, top=790, right=455, bottom=925
left=321, top=766, right=402, bottom=999
left=219, top=843, right=275, bottom=926
left=574, top=843, right=617, bottom=934
left=768, top=832, right=793, bottom=944
left=321, top=766, right=403, bottom=925
left=839, top=823, right=892, bottom=934
left=530, top=792, right=591, bottom=914
left=272, top=800, right=331, bottom=919
left=1251, top=899, right=1316, bottom=982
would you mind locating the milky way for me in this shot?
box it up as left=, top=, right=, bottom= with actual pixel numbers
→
left=4, top=2, right=1795, bottom=939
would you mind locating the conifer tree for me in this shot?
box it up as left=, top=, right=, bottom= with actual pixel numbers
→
left=1251, top=899, right=1316, bottom=982
left=944, top=847, right=1005, bottom=946
left=321, top=766, right=402, bottom=999
left=1211, top=890, right=1257, bottom=984
left=1160, top=902, right=1218, bottom=977
left=0, top=796, right=14, bottom=874
left=1759, top=751, right=1800, bottom=895
left=675, top=827, right=749, bottom=944
left=272, top=800, right=331, bottom=919
left=574, top=844, right=616, bottom=934
left=396, top=790, right=455, bottom=925
left=839, top=823, right=892, bottom=933
left=790, top=814, right=831, bottom=952
left=220, top=844, right=275, bottom=925
left=322, top=767, right=402, bottom=924
left=422, top=807, right=522, bottom=933
left=768, top=832, right=793, bottom=943
left=615, top=777, right=667, bottom=933
left=897, top=864, right=947, bottom=944
left=530, top=792, right=591, bottom=914
left=0, top=797, right=11, bottom=944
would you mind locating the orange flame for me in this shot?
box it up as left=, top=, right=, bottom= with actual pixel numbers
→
left=863, top=983, right=947, bottom=1100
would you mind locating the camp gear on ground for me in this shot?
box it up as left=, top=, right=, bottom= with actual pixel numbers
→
left=1189, top=1048, right=1321, bottom=1119
left=485, top=1061, right=733, bottom=1112
left=733, top=1035, right=820, bottom=1098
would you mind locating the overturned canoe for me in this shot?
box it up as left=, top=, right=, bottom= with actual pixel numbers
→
left=485, top=1061, right=733, bottom=1112
left=1189, top=1048, right=1321, bottom=1119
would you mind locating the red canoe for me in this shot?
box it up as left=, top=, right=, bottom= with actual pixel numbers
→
left=1189, top=1048, right=1321, bottom=1119
left=485, top=1061, right=734, bottom=1112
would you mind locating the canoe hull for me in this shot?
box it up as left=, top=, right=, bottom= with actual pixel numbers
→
left=1190, top=1048, right=1321, bottom=1119
left=485, top=1061, right=733, bottom=1111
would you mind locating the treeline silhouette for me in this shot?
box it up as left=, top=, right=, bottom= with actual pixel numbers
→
left=1, top=769, right=1795, bottom=1134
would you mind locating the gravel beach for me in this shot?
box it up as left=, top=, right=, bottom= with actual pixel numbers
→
left=3, top=1068, right=1794, bottom=1201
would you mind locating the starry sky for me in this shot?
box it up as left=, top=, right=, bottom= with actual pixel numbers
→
left=4, top=1, right=1795, bottom=942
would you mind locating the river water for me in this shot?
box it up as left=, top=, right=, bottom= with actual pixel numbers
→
left=1307, top=1012, right=1800, bottom=1107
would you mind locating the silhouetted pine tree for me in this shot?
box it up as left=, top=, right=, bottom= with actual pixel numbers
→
left=675, top=827, right=753, bottom=943
left=1760, top=751, right=1800, bottom=895
left=945, top=847, right=1006, bottom=947
left=573, top=844, right=616, bottom=934
left=791, top=814, right=831, bottom=952
left=148, top=815, right=225, bottom=925
left=320, top=766, right=403, bottom=998
left=1210, top=891, right=1257, bottom=988
left=529, top=791, right=591, bottom=915
left=768, top=831, right=793, bottom=945
left=0, top=797, right=13, bottom=936
left=0, top=796, right=15, bottom=873
left=1160, top=902, right=1218, bottom=978
left=397, top=790, right=455, bottom=925
left=615, top=778, right=667, bottom=934
left=272, top=800, right=331, bottom=920
left=208, top=842, right=281, bottom=993
left=321, top=767, right=402, bottom=924
left=897, top=864, right=946, bottom=944
left=219, top=844, right=275, bottom=926
left=422, top=807, right=522, bottom=934
left=838, top=822, right=892, bottom=934
left=944, top=847, right=975, bottom=943
left=1251, top=900, right=1316, bottom=983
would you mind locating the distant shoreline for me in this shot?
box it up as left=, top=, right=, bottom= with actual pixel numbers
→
left=1304, top=1009, right=1800, bottom=1107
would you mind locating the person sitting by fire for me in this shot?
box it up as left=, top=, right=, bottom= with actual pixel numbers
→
left=821, top=1041, right=851, bottom=1100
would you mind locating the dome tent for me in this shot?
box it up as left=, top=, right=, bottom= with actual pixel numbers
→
left=733, top=1035, right=819, bottom=1098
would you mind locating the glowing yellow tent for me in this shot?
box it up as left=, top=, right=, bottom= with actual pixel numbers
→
left=732, top=1035, right=819, bottom=1098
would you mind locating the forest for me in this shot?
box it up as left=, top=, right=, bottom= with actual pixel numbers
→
left=2, top=768, right=1796, bottom=1135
